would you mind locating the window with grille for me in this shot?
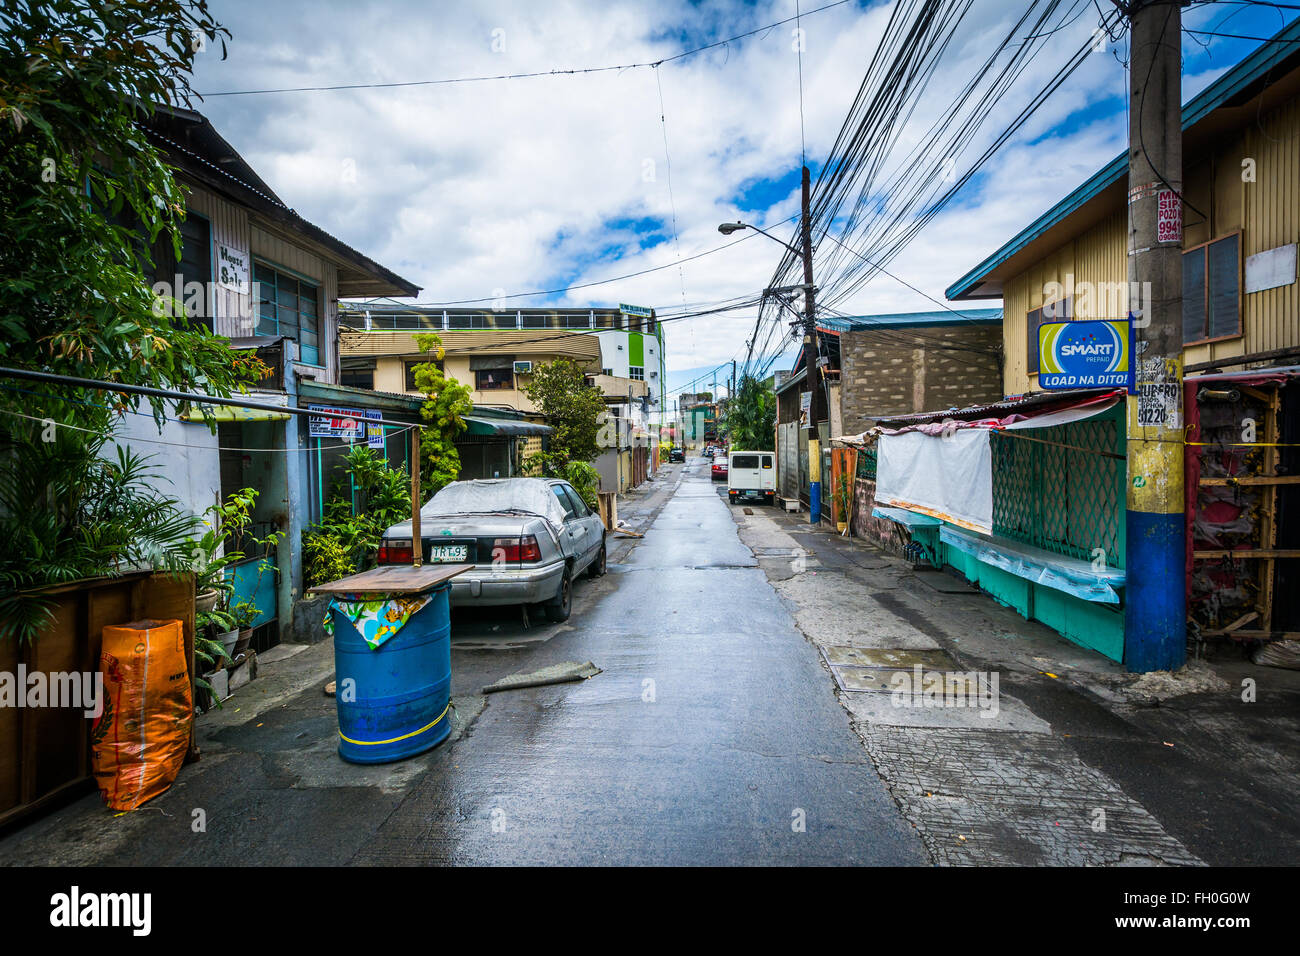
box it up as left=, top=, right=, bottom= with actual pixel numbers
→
left=1183, top=234, right=1240, bottom=344
left=629, top=366, right=645, bottom=381
left=404, top=358, right=444, bottom=392
left=255, top=262, right=321, bottom=366
left=990, top=408, right=1122, bottom=566
left=341, top=364, right=374, bottom=390
left=475, top=367, right=514, bottom=390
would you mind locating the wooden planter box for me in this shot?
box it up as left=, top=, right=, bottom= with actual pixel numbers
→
left=0, top=570, right=195, bottom=828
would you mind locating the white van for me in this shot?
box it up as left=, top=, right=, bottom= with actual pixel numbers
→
left=727, top=450, right=776, bottom=505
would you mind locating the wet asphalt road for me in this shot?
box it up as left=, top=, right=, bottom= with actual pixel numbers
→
left=357, top=457, right=926, bottom=865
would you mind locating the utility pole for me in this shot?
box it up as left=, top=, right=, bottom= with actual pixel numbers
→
left=800, top=164, right=824, bottom=524
left=1123, top=0, right=1185, bottom=672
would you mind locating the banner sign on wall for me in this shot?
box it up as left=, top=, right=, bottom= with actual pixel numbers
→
left=308, top=404, right=384, bottom=448
left=1037, top=319, right=1131, bottom=390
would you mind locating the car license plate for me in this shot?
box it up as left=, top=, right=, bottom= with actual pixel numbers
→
left=429, top=545, right=468, bottom=563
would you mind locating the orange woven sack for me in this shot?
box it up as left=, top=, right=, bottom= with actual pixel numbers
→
left=91, top=619, right=192, bottom=812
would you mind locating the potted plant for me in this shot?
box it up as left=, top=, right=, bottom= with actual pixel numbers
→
left=229, top=600, right=260, bottom=659
left=184, top=491, right=258, bottom=612
left=835, top=473, right=852, bottom=535
left=198, top=608, right=240, bottom=659
left=193, top=614, right=233, bottom=711
left=182, top=488, right=284, bottom=654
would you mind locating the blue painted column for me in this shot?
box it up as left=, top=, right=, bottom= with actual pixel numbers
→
left=1124, top=507, right=1185, bottom=672
left=809, top=437, right=822, bottom=524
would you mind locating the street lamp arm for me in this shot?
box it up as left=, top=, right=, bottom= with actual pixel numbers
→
left=717, top=220, right=802, bottom=257
left=747, top=223, right=803, bottom=257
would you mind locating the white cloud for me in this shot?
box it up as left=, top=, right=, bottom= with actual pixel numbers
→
left=188, top=0, right=1278, bottom=379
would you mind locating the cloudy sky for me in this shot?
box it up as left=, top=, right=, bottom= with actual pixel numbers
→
left=186, top=0, right=1298, bottom=398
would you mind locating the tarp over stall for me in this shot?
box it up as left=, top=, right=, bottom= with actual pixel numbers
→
left=876, top=429, right=993, bottom=533
left=871, top=393, right=1122, bottom=535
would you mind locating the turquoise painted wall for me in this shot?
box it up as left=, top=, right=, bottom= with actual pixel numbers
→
left=939, top=539, right=1124, bottom=662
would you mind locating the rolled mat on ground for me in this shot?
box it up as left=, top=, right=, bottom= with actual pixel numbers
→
left=91, top=619, right=192, bottom=812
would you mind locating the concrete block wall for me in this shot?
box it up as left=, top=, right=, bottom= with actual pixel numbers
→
left=838, top=324, right=1003, bottom=434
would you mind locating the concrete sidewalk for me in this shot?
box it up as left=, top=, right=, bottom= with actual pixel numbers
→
left=729, top=498, right=1300, bottom=866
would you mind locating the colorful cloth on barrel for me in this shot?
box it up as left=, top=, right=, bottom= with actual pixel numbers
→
left=323, top=593, right=432, bottom=650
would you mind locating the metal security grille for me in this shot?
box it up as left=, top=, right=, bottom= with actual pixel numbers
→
left=857, top=447, right=878, bottom=479
left=990, top=409, right=1123, bottom=567
left=778, top=421, right=799, bottom=499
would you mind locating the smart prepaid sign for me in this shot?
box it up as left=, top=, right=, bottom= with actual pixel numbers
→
left=1037, top=319, right=1130, bottom=390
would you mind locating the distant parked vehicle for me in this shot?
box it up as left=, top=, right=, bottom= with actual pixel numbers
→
left=669, top=447, right=685, bottom=463
left=378, top=478, right=606, bottom=622
left=711, top=457, right=728, bottom=482
left=727, top=451, right=776, bottom=504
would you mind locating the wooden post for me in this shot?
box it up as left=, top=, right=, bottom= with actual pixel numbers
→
left=1262, top=389, right=1280, bottom=633
left=411, top=428, right=422, bottom=568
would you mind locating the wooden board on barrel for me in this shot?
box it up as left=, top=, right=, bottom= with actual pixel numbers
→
left=307, top=564, right=472, bottom=597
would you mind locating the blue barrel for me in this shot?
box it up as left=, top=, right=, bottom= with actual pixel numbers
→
left=330, top=584, right=452, bottom=764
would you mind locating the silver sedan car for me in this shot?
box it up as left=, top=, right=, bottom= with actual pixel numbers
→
left=379, top=477, right=607, bottom=622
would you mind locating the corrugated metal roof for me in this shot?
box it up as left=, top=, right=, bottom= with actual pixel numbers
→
left=871, top=387, right=1121, bottom=426
left=946, top=16, right=1300, bottom=301
left=142, top=110, right=420, bottom=299
left=774, top=367, right=807, bottom=395
left=817, top=308, right=1002, bottom=333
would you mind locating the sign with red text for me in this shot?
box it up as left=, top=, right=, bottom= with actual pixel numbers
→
left=1157, top=189, right=1182, bottom=244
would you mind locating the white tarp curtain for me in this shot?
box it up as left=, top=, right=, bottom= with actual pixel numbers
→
left=420, top=478, right=568, bottom=530
left=876, top=429, right=993, bottom=533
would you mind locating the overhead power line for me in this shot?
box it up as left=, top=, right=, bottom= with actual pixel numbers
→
left=355, top=213, right=800, bottom=309
left=199, top=0, right=855, bottom=97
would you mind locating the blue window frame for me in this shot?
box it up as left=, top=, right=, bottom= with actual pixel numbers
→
left=255, top=261, right=321, bottom=366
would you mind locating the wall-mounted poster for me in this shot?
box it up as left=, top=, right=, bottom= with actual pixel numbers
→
left=1037, top=319, right=1131, bottom=390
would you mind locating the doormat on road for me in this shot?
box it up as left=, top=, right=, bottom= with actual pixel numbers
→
left=481, top=661, right=602, bottom=694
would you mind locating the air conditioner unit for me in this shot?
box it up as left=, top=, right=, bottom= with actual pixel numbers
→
left=513, top=360, right=533, bottom=374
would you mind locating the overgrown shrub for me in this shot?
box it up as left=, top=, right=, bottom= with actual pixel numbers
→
left=300, top=447, right=413, bottom=587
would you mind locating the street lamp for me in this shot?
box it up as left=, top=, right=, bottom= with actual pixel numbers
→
left=717, top=220, right=803, bottom=257
left=720, top=167, right=824, bottom=528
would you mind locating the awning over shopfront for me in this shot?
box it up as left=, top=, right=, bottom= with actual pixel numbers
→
left=462, top=416, right=553, bottom=438
left=180, top=406, right=291, bottom=423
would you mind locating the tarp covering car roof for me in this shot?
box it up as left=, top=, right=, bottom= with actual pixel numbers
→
left=420, top=478, right=568, bottom=530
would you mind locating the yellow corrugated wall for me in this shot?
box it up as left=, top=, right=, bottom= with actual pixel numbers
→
left=1002, top=91, right=1300, bottom=391
left=1002, top=210, right=1128, bottom=395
